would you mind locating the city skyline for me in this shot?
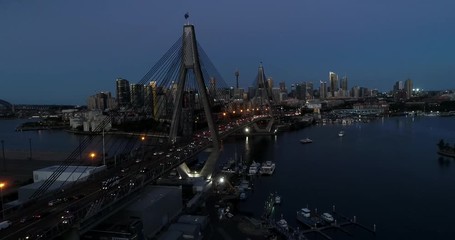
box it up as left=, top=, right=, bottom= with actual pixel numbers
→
left=1, top=0, right=454, bottom=105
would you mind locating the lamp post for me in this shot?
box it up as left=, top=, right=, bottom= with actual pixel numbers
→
left=0, top=182, right=5, bottom=220
left=141, top=136, right=146, bottom=160
left=102, top=128, right=106, bottom=166
left=28, top=138, right=32, bottom=160
left=1, top=140, right=5, bottom=171
left=90, top=152, right=96, bottom=166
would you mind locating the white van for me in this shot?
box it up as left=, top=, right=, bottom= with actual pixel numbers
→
left=0, top=220, right=12, bottom=230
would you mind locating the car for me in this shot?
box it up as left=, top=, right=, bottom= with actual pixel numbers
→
left=33, top=210, right=51, bottom=219
left=48, top=198, right=63, bottom=207
left=19, top=216, right=33, bottom=224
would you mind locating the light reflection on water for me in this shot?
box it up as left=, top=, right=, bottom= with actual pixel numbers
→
left=219, top=116, right=455, bottom=240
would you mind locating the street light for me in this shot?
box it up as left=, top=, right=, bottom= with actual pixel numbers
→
left=89, top=152, right=96, bottom=165
left=0, top=182, right=5, bottom=220
left=141, top=136, right=146, bottom=160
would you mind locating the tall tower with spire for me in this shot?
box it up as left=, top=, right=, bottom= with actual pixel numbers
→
left=235, top=70, right=239, bottom=89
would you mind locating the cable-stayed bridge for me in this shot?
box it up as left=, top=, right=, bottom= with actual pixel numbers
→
left=0, top=23, right=279, bottom=240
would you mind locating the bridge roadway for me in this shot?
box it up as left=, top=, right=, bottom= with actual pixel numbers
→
left=0, top=116, right=271, bottom=240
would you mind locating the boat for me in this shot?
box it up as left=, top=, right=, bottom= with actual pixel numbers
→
left=276, top=218, right=289, bottom=231
left=275, top=195, right=281, bottom=205
left=248, top=161, right=261, bottom=175
left=259, top=161, right=276, bottom=175
left=300, top=138, right=313, bottom=144
left=321, top=212, right=334, bottom=223
left=338, top=131, right=344, bottom=137
left=296, top=208, right=320, bottom=226
left=239, top=192, right=247, bottom=200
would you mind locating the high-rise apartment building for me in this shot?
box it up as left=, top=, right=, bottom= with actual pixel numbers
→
left=130, top=83, right=145, bottom=108
left=116, top=78, right=130, bottom=108
left=319, top=81, right=327, bottom=99
left=405, top=79, right=413, bottom=99
left=87, top=92, right=116, bottom=111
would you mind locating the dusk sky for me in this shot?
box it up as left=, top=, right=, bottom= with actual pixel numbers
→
left=1, top=0, right=454, bottom=105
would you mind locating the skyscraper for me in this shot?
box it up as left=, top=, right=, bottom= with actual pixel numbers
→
left=116, top=78, right=130, bottom=108
left=319, top=81, right=327, bottom=99
left=329, top=72, right=338, bottom=97
left=405, top=79, right=413, bottom=99
left=279, top=81, right=286, bottom=92
left=130, top=83, right=145, bottom=108
left=340, top=76, right=348, bottom=97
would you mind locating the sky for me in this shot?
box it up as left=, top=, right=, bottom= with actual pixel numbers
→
left=1, top=0, right=454, bottom=105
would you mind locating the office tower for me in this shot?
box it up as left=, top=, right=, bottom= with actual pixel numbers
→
left=394, top=81, right=404, bottom=92
left=405, top=79, right=413, bottom=99
left=144, top=81, right=158, bottom=117
left=279, top=81, right=286, bottom=92
left=267, top=77, right=273, bottom=90
left=116, top=78, right=130, bottom=108
left=319, top=81, right=327, bottom=99
left=305, top=82, right=314, bottom=99
left=329, top=72, right=338, bottom=97
left=340, top=76, right=348, bottom=97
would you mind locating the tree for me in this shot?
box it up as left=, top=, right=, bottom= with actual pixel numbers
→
left=437, top=139, right=445, bottom=150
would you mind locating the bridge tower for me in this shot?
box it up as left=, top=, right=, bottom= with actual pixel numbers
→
left=254, top=63, right=274, bottom=115
left=250, top=63, right=276, bottom=133
left=169, top=24, right=220, bottom=179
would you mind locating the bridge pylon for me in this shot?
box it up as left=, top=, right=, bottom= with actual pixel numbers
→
left=169, top=24, right=220, bottom=179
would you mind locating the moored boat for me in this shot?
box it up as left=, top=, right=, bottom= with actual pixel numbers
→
left=338, top=130, right=344, bottom=137
left=321, top=212, right=334, bottom=223
left=276, top=218, right=289, bottom=231
left=296, top=208, right=319, bottom=226
left=248, top=161, right=261, bottom=175
left=275, top=194, right=281, bottom=205
left=259, top=161, right=276, bottom=175
left=300, top=138, right=313, bottom=144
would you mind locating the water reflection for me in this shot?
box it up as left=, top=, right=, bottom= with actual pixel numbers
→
left=438, top=156, right=451, bottom=168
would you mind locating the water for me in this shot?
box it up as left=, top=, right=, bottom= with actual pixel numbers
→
left=0, top=119, right=79, bottom=152
left=0, top=119, right=136, bottom=161
left=220, top=116, right=455, bottom=239
left=2, top=117, right=455, bottom=239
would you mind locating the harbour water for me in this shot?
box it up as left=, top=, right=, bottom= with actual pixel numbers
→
left=1, top=117, right=455, bottom=239
left=219, top=116, right=455, bottom=239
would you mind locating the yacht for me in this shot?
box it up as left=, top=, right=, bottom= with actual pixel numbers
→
left=321, top=212, right=334, bottom=223
left=338, top=131, right=344, bottom=137
left=296, top=208, right=319, bottom=226
left=275, top=195, right=281, bottom=205
left=259, top=161, right=276, bottom=175
left=248, top=161, right=261, bottom=175
left=300, top=138, right=313, bottom=144
left=276, top=218, right=289, bottom=231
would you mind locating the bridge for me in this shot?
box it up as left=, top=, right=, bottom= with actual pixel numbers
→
left=0, top=99, right=13, bottom=117
left=0, top=23, right=280, bottom=240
